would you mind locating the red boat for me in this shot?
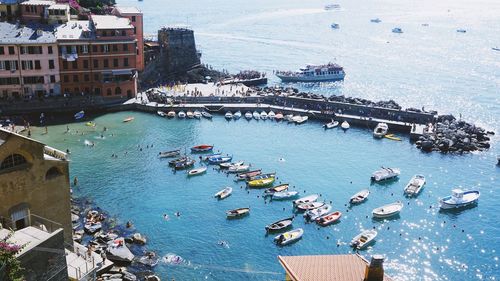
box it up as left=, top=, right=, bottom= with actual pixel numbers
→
left=191, top=144, right=214, bottom=153
left=316, top=211, right=342, bottom=226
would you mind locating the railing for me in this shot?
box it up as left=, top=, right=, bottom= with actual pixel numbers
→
left=43, top=145, right=68, bottom=161
left=29, top=214, right=63, bottom=234
left=66, top=242, right=99, bottom=280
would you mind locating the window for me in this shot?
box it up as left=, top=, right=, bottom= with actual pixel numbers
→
left=94, top=73, right=99, bottom=81
left=0, top=77, right=20, bottom=85
left=124, top=58, right=129, bottom=67
left=21, top=60, right=33, bottom=70
left=34, top=60, right=41, bottom=70
left=62, top=61, right=68, bottom=70
left=112, top=44, right=118, bottom=52
left=121, top=30, right=126, bottom=36
left=94, top=87, right=101, bottom=95
left=123, top=44, right=128, bottom=51
left=102, top=31, right=107, bottom=36
left=0, top=61, right=5, bottom=70
left=73, top=75, right=79, bottom=82
left=113, top=59, right=118, bottom=67
left=48, top=46, right=53, bottom=54
left=8, top=46, right=15, bottom=55
left=23, top=76, right=44, bottom=84
left=50, top=75, right=56, bottom=83
left=82, top=45, right=88, bottom=54
left=93, top=59, right=98, bottom=68
left=83, top=60, right=89, bottom=69
left=45, top=167, right=63, bottom=180
left=84, top=74, right=89, bottom=82
left=0, top=47, right=4, bottom=55
left=133, top=27, right=136, bottom=34
left=106, top=88, right=111, bottom=96
left=64, top=75, right=69, bottom=82
left=115, top=87, right=121, bottom=95
left=7, top=61, right=18, bottom=71
left=104, top=45, right=109, bottom=52
left=131, top=16, right=136, bottom=22
left=49, top=60, right=55, bottom=69
left=92, top=45, right=97, bottom=53
left=72, top=61, right=77, bottom=69
left=0, top=154, right=27, bottom=170
left=103, top=59, right=109, bottom=68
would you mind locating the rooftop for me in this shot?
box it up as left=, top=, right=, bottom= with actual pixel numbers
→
left=91, top=15, right=132, bottom=30
left=48, top=3, right=69, bottom=10
left=278, top=254, right=393, bottom=281
left=0, top=22, right=56, bottom=44
left=114, top=6, right=141, bottom=14
left=55, top=20, right=94, bottom=40
left=0, top=227, right=61, bottom=257
left=20, top=0, right=55, bottom=5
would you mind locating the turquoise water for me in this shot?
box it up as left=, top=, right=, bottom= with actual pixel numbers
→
left=33, top=112, right=499, bottom=280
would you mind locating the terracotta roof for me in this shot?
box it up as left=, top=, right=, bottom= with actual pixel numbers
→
left=278, top=254, right=392, bottom=281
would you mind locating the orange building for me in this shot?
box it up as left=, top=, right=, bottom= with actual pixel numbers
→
left=112, top=6, right=144, bottom=71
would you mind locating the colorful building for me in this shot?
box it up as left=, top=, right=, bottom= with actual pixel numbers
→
left=0, top=0, right=21, bottom=22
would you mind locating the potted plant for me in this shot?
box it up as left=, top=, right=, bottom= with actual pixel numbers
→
left=0, top=231, right=25, bottom=281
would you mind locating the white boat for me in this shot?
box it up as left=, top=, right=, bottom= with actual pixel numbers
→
left=260, top=111, right=268, bottom=119
left=371, top=167, right=400, bottom=182
left=285, top=114, right=294, bottom=122
left=324, top=3, right=340, bottom=10
left=293, top=194, right=319, bottom=206
left=193, top=111, right=202, bottom=119
left=201, top=111, right=212, bottom=119
left=215, top=187, right=233, bottom=200
left=373, top=123, right=389, bottom=138
left=187, top=166, right=207, bottom=176
left=296, top=201, right=325, bottom=212
left=341, top=121, right=350, bottom=130
left=371, top=18, right=381, bottom=23
left=372, top=201, right=403, bottom=218
left=245, top=111, right=253, bottom=120
left=324, top=119, right=339, bottom=129
left=157, top=111, right=166, bottom=117
left=253, top=111, right=260, bottom=120
left=275, top=112, right=284, bottom=120
left=225, top=111, right=233, bottom=119
left=268, top=111, right=276, bottom=119
left=167, top=111, right=176, bottom=118
left=186, top=111, right=194, bottom=119
left=404, top=175, right=426, bottom=197
left=274, top=228, right=304, bottom=246
left=331, top=23, right=340, bottom=29
left=178, top=111, right=186, bottom=118
left=228, top=164, right=250, bottom=173
left=350, top=230, right=377, bottom=250
left=272, top=191, right=299, bottom=200
left=392, top=27, right=403, bottom=33
left=291, top=115, right=302, bottom=123
left=226, top=207, right=250, bottom=218
left=220, top=161, right=244, bottom=169
left=276, top=63, right=346, bottom=82
left=295, top=116, right=308, bottom=124
left=350, top=189, right=370, bottom=204
left=493, top=47, right=500, bottom=52
left=456, top=29, right=466, bottom=33
left=439, top=189, right=480, bottom=209
left=233, top=111, right=242, bottom=119
left=304, top=204, right=332, bottom=221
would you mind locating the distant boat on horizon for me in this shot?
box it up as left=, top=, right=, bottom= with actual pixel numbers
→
left=370, top=18, right=381, bottom=23
left=392, top=27, right=403, bottom=33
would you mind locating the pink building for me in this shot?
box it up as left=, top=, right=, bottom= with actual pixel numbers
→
left=112, top=6, right=144, bottom=71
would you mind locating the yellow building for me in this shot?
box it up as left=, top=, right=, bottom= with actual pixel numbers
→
left=0, top=127, right=73, bottom=245
left=0, top=0, right=21, bottom=22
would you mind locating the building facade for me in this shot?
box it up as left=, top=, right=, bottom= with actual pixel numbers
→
left=0, top=0, right=21, bottom=22
left=0, top=128, right=73, bottom=245
left=112, top=6, right=144, bottom=71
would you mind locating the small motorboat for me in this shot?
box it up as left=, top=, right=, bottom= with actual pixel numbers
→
left=158, top=149, right=180, bottom=158
left=260, top=111, right=268, bottom=119
left=123, top=117, right=134, bottom=123
left=85, top=121, right=96, bottom=127
left=349, top=189, right=370, bottom=204
left=392, top=27, right=403, bottom=33
left=291, top=115, right=302, bottom=123
left=265, top=217, right=293, bottom=232
left=215, top=187, right=233, bottom=200
left=456, top=29, right=466, bottom=33
left=191, top=144, right=214, bottom=153
left=201, top=111, right=212, bottom=119
left=168, top=156, right=188, bottom=166
left=341, top=121, right=350, bottom=130
left=272, top=191, right=299, bottom=200
left=226, top=207, right=250, bottom=219
left=264, top=184, right=289, bottom=195
left=228, top=164, right=250, bottom=173
left=293, top=194, right=319, bottom=206
left=316, top=211, right=342, bottom=226
left=220, top=161, right=244, bottom=169
left=275, top=112, right=284, bottom=120
left=253, top=111, right=260, bottom=120
left=74, top=110, right=85, bottom=120
left=295, top=116, right=308, bottom=124
left=274, top=228, right=303, bottom=246
left=208, top=155, right=233, bottom=164
left=178, top=111, right=186, bottom=118
left=373, top=123, right=389, bottom=138
left=202, top=153, right=222, bottom=161
left=167, top=111, right=176, bottom=118
left=193, top=110, right=202, bottom=119
left=324, top=3, right=340, bottom=10
left=371, top=167, right=400, bottom=182
left=225, top=111, right=233, bottom=120
left=439, top=189, right=480, bottom=209
left=235, top=169, right=262, bottom=181
left=175, top=159, right=195, bottom=170
left=84, top=222, right=102, bottom=234
left=245, top=111, right=253, bottom=120
left=248, top=176, right=275, bottom=188
left=296, top=201, right=325, bottom=212
left=233, top=111, right=242, bottom=119
left=157, top=111, right=167, bottom=117
left=247, top=172, right=276, bottom=182
left=372, top=201, right=403, bottom=218
left=404, top=175, right=426, bottom=197
left=350, top=229, right=377, bottom=250
left=370, top=18, right=382, bottom=23
left=186, top=111, right=194, bottom=119
left=304, top=204, right=332, bottom=221
left=331, top=23, right=340, bottom=29
left=384, top=134, right=402, bottom=141
left=285, top=114, right=294, bottom=122
left=324, top=119, right=339, bottom=129
left=187, top=166, right=207, bottom=176
left=492, top=47, right=500, bottom=52
left=268, top=111, right=276, bottom=119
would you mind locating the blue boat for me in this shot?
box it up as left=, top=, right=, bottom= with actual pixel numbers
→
left=439, top=189, right=480, bottom=210
left=74, top=111, right=85, bottom=120
left=207, top=155, right=232, bottom=164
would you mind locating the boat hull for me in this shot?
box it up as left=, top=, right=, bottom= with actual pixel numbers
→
left=276, top=74, right=345, bottom=82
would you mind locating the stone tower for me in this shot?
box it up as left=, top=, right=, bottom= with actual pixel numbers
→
left=158, top=27, right=201, bottom=77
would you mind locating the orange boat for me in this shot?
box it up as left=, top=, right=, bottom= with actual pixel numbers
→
left=190, top=144, right=214, bottom=152
left=316, top=211, right=342, bottom=226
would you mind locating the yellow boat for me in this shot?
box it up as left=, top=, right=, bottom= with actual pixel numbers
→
left=384, top=134, right=402, bottom=141
left=248, top=177, right=275, bottom=188
left=85, top=122, right=96, bottom=127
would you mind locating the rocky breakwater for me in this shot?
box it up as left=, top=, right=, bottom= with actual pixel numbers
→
left=416, top=114, right=494, bottom=153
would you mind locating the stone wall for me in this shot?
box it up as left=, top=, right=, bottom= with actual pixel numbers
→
left=158, top=27, right=201, bottom=76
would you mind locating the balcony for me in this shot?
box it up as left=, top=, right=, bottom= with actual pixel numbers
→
left=61, top=53, right=78, bottom=61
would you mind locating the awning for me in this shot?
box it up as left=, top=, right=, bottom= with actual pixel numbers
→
left=112, top=69, right=133, bottom=76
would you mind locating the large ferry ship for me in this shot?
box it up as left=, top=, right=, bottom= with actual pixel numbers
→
left=276, top=63, right=346, bottom=82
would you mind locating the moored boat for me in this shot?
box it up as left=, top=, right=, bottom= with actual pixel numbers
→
left=226, top=207, right=250, bottom=219
left=371, top=167, right=400, bottom=182
left=158, top=149, right=180, bottom=158
left=157, top=111, right=166, bottom=117
left=316, top=211, right=342, bottom=226
left=228, top=164, right=250, bottom=173
left=274, top=228, right=304, bottom=246
left=187, top=166, right=207, bottom=176
left=215, top=187, right=233, bottom=200
left=235, top=169, right=262, bottom=181
left=275, top=112, right=284, bottom=120
left=175, top=159, right=195, bottom=170
left=233, top=111, right=242, bottom=119
left=371, top=18, right=382, bottom=23
left=372, top=201, right=403, bottom=218
left=253, top=111, right=260, bottom=120
left=247, top=172, right=276, bottom=182
left=201, top=111, right=212, bottom=119
left=168, top=156, right=188, bottom=166
left=208, top=155, right=233, bottom=164
left=178, top=111, right=186, bottom=118
left=331, top=23, right=340, bottom=29
left=191, top=144, right=214, bottom=153
left=268, top=111, right=276, bottom=119
left=349, top=189, right=370, bottom=204
left=202, top=153, right=222, bottom=161
left=272, top=191, right=299, bottom=200
left=245, top=111, right=253, bottom=120
left=350, top=229, right=377, bottom=250
left=304, top=204, right=331, bottom=221
left=225, top=111, right=233, bottom=120
left=295, top=116, right=308, bottom=124
left=296, top=201, right=325, bottom=212
left=264, top=184, right=289, bottom=195
left=285, top=114, right=294, bottom=122
left=260, top=111, right=268, bottom=119
left=276, top=63, right=345, bottom=82
left=167, top=111, right=176, bottom=118
left=248, top=176, right=275, bottom=188
left=186, top=111, right=194, bottom=119
left=324, top=119, right=339, bottom=129
left=220, top=161, right=244, bottom=169
left=373, top=123, right=389, bottom=138
left=265, top=217, right=294, bottom=232
left=74, top=110, right=85, bottom=120
left=293, top=194, right=319, bottom=206
left=123, top=117, right=135, bottom=123
left=193, top=110, right=202, bottom=119
left=392, top=27, right=403, bottom=33
left=341, top=121, right=350, bottom=130
left=404, top=175, right=426, bottom=197
left=439, top=189, right=480, bottom=209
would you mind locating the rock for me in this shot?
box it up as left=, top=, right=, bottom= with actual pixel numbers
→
left=122, top=271, right=137, bottom=281
left=421, top=141, right=433, bottom=152
left=108, top=266, right=127, bottom=274
left=145, top=275, right=161, bottom=281
left=132, top=233, right=147, bottom=245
